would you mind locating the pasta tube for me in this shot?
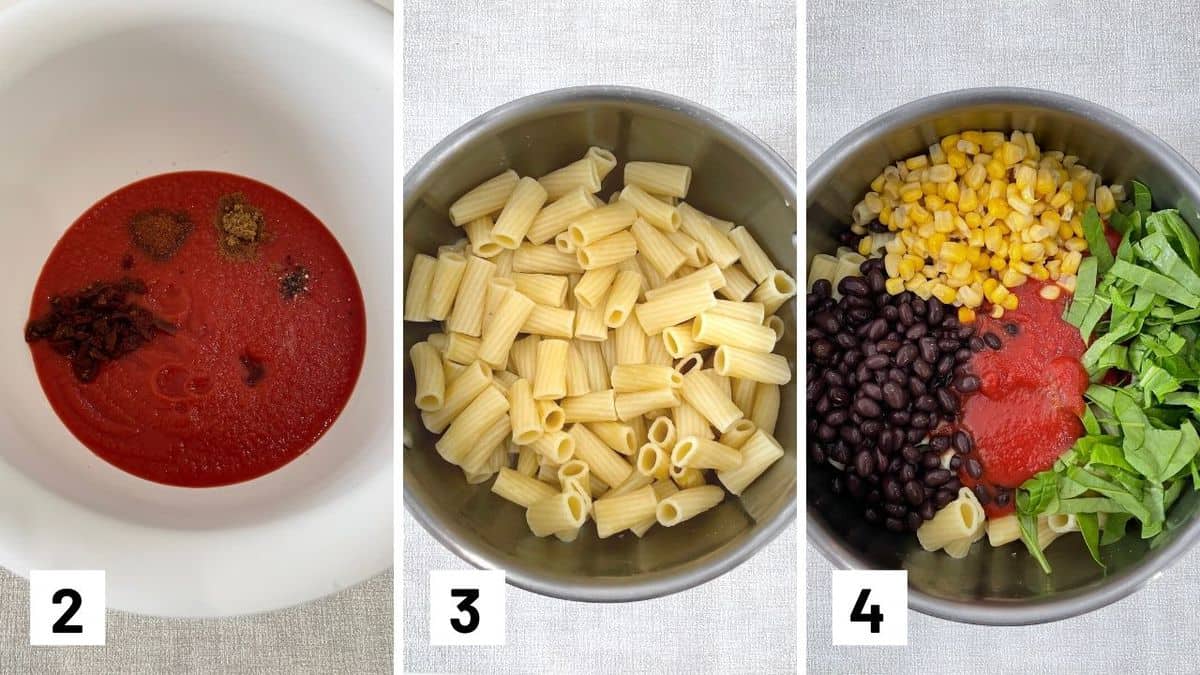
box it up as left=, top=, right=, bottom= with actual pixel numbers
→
left=593, top=485, right=658, bottom=538
left=619, top=183, right=681, bottom=231
left=656, top=485, right=725, bottom=526
left=403, top=253, right=437, bottom=322
left=561, top=389, right=618, bottom=423
left=492, top=467, right=557, bottom=508
left=568, top=423, right=634, bottom=488
left=611, top=364, right=683, bottom=392
left=449, top=169, right=519, bottom=226
left=671, top=436, right=742, bottom=472
left=532, top=339, right=569, bottom=401
left=527, top=186, right=595, bottom=245
left=513, top=273, right=569, bottom=307
left=680, top=369, right=743, bottom=433
left=464, top=216, right=503, bottom=258
left=727, top=226, right=774, bottom=283
left=587, top=421, right=638, bottom=456
left=425, top=250, right=468, bottom=321
left=410, top=341, right=445, bottom=411
left=527, top=491, right=589, bottom=537
left=508, top=378, right=543, bottom=445
left=477, top=290, right=535, bottom=368
left=677, top=203, right=740, bottom=268
left=445, top=255, right=497, bottom=337
left=624, top=161, right=692, bottom=198
left=603, top=270, right=643, bottom=328
left=713, top=345, right=792, bottom=384
left=716, top=429, right=783, bottom=495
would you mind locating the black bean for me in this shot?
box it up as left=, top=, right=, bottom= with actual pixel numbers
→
left=875, top=339, right=900, bottom=354
left=883, top=503, right=908, bottom=519
left=867, top=269, right=886, bottom=293
left=910, top=412, right=930, bottom=429
left=853, top=450, right=875, bottom=477
left=887, top=367, right=908, bottom=384
left=878, top=428, right=898, bottom=453
left=838, top=276, right=869, bottom=297
left=846, top=474, right=865, bottom=498
left=815, top=395, right=831, bottom=415
left=905, top=323, right=928, bottom=341
left=866, top=489, right=881, bottom=504
left=899, top=463, right=916, bottom=482
left=922, top=453, right=941, bottom=470
left=898, top=303, right=914, bottom=326
left=905, top=511, right=924, bottom=532
left=954, top=374, right=981, bottom=393
left=924, top=469, right=952, bottom=487
left=881, top=381, right=908, bottom=410
left=861, top=381, right=883, bottom=401
left=912, top=358, right=933, bottom=380
left=811, top=338, right=834, bottom=361
left=914, top=394, right=937, bottom=412
left=828, top=387, right=849, bottom=407
left=930, top=435, right=951, bottom=451
left=936, top=354, right=956, bottom=375
left=817, top=424, right=836, bottom=441
left=957, top=325, right=975, bottom=340
left=855, top=363, right=870, bottom=383
left=995, top=489, right=1012, bottom=507
left=948, top=455, right=962, bottom=470
left=864, top=354, right=890, bottom=370
left=955, top=347, right=972, bottom=363
left=830, top=443, right=850, bottom=464
left=908, top=378, right=927, bottom=397
left=973, top=483, right=991, bottom=505
left=853, top=397, right=882, bottom=418
left=814, top=311, right=838, bottom=334
left=927, top=299, right=944, bottom=326
left=905, top=428, right=924, bottom=443
left=823, top=370, right=845, bottom=387
left=861, top=258, right=884, bottom=274
left=840, top=426, right=863, bottom=444
left=847, top=308, right=871, bottom=323
left=882, top=476, right=902, bottom=503
left=919, top=501, right=936, bottom=520
left=935, top=489, right=955, bottom=508
left=1003, top=322, right=1019, bottom=336
left=835, top=332, right=859, bottom=349
left=884, top=517, right=905, bottom=532
left=826, top=409, right=848, bottom=427
left=881, top=305, right=898, bottom=321
left=861, top=419, right=883, bottom=438
left=903, top=479, right=925, bottom=506
left=969, top=336, right=986, bottom=352
left=983, top=331, right=1002, bottom=349
left=964, top=457, right=983, bottom=478
left=863, top=507, right=880, bottom=524
left=889, top=411, right=911, bottom=426
left=946, top=478, right=962, bottom=492
left=911, top=298, right=927, bottom=316
left=811, top=279, right=831, bottom=298
left=895, top=343, right=919, bottom=368
left=953, top=431, right=972, bottom=454
left=901, top=446, right=921, bottom=463
left=935, top=388, right=957, bottom=414
left=809, top=443, right=826, bottom=464
left=867, top=318, right=888, bottom=341
left=844, top=351, right=862, bottom=368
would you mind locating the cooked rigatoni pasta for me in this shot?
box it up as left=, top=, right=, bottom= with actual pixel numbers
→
left=404, top=253, right=438, bottom=322
left=727, top=226, right=774, bottom=283
left=619, top=183, right=681, bottom=231
left=532, top=339, right=569, bottom=401
left=508, top=378, right=543, bottom=445
left=449, top=169, right=519, bottom=226
left=593, top=485, right=658, bottom=538
left=477, top=290, right=535, bottom=367
left=527, top=186, right=595, bottom=245
left=693, top=311, right=777, bottom=352
left=587, top=421, right=638, bottom=456
left=538, top=157, right=601, bottom=200
left=750, top=382, right=780, bottom=436
left=561, top=389, right=618, bottom=423
left=713, top=345, right=791, bottom=384
left=717, top=264, right=756, bottom=301
left=611, top=364, right=682, bottom=392
left=717, top=429, right=783, bottom=495
left=631, top=218, right=686, bottom=278
left=917, top=488, right=986, bottom=553
left=513, top=243, right=583, bottom=274
left=656, top=485, right=725, bottom=526
left=492, top=467, right=557, bottom=508
left=410, top=341, right=445, bottom=411
left=634, top=281, right=716, bottom=335
left=445, top=255, right=497, bottom=336
left=677, top=203, right=741, bottom=268
left=624, top=161, right=692, bottom=199
left=578, top=230, right=637, bottom=269
left=986, top=514, right=1021, bottom=547
left=514, top=273, right=569, bottom=307
left=426, top=250, right=468, bottom=321
left=603, top=270, right=643, bottom=328
left=574, top=266, right=618, bottom=309
left=522, top=305, right=575, bottom=338
left=406, top=150, right=795, bottom=543
left=679, top=368, right=743, bottom=433
left=751, top=270, right=798, bottom=315
left=527, top=491, right=589, bottom=537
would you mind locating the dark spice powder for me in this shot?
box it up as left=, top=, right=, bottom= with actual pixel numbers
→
left=239, top=352, right=265, bottom=387
left=279, top=260, right=311, bottom=300
left=216, top=193, right=266, bottom=259
left=25, top=278, right=175, bottom=382
left=129, top=209, right=193, bottom=260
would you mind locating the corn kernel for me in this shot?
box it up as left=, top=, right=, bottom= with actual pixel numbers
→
left=943, top=181, right=960, bottom=203
left=982, top=131, right=1006, bottom=152
left=990, top=255, right=1007, bottom=272
left=956, top=139, right=980, bottom=155
left=1002, top=294, right=1019, bottom=311
left=990, top=304, right=1005, bottom=319
left=985, top=158, right=1007, bottom=180
left=933, top=209, right=954, bottom=233
left=910, top=204, right=932, bottom=224
left=940, top=241, right=968, bottom=264
left=927, top=232, right=946, bottom=257
left=1096, top=185, right=1115, bottom=214
left=1065, top=237, right=1088, bottom=252
left=1022, top=242, right=1046, bottom=261
left=905, top=155, right=929, bottom=170
left=1061, top=250, right=1082, bottom=275
left=1031, top=263, right=1050, bottom=281
left=925, top=194, right=946, bottom=211
left=958, top=306, right=976, bottom=324
left=1058, top=275, right=1077, bottom=293
left=958, top=186, right=979, bottom=212
left=932, top=283, right=957, bottom=305
left=928, top=164, right=955, bottom=183
left=998, top=142, right=1027, bottom=165
left=900, top=182, right=923, bottom=203
left=947, top=149, right=968, bottom=170
left=858, top=236, right=874, bottom=256
left=885, top=276, right=905, bottom=295
left=963, top=163, right=987, bottom=190
left=940, top=134, right=961, bottom=153
left=1001, top=267, right=1027, bottom=288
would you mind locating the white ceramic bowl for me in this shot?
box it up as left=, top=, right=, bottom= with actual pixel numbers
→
left=0, top=0, right=392, bottom=617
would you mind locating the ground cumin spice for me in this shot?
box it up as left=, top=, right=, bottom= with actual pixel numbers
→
left=279, top=257, right=311, bottom=300
left=129, top=209, right=192, bottom=260
left=216, top=193, right=266, bottom=259
left=24, top=278, right=175, bottom=383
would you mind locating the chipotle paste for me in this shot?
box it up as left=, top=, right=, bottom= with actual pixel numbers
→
left=26, top=171, right=365, bottom=487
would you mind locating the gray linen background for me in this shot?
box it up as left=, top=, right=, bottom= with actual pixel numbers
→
left=403, top=1, right=797, bottom=673
left=808, top=1, right=1200, bottom=673
left=0, top=1, right=393, bottom=673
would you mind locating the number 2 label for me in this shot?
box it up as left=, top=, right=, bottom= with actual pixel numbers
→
left=29, top=570, right=105, bottom=646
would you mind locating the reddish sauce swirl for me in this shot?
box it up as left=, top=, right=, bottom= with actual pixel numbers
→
left=956, top=280, right=1089, bottom=516
left=27, top=172, right=365, bottom=487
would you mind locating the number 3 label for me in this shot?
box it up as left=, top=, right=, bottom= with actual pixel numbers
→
left=831, top=570, right=907, bottom=646
left=29, top=570, right=106, bottom=646
left=429, top=570, right=505, bottom=646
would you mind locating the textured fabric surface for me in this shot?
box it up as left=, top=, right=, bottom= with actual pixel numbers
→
left=403, top=1, right=796, bottom=673
left=0, top=1, right=393, bottom=673
left=807, top=1, right=1200, bottom=672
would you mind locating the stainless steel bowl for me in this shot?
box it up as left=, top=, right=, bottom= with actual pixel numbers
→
left=808, top=87, right=1200, bottom=624
left=405, top=86, right=797, bottom=601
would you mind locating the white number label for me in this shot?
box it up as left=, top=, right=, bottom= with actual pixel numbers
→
left=29, top=570, right=106, bottom=646
left=429, top=570, right=505, bottom=646
left=831, top=569, right=907, bottom=646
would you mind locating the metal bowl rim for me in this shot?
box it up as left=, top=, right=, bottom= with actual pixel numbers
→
left=806, top=85, right=1200, bottom=625
left=404, top=84, right=797, bottom=602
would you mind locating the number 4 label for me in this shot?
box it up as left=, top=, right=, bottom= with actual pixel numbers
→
left=831, top=570, right=907, bottom=646
left=29, top=570, right=106, bottom=646
left=429, top=570, right=505, bottom=646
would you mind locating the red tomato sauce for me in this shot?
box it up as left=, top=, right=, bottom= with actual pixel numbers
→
left=956, top=280, right=1088, bottom=516
left=27, top=172, right=365, bottom=487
